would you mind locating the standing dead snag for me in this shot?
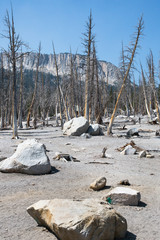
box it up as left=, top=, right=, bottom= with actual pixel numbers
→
left=52, top=43, right=63, bottom=129
left=147, top=50, right=160, bottom=123
left=1, top=8, right=29, bottom=138
left=107, top=16, right=144, bottom=135
left=83, top=11, right=94, bottom=121
left=18, top=53, right=23, bottom=128
left=27, top=43, right=41, bottom=128
left=141, top=63, right=151, bottom=120
left=0, top=53, right=4, bottom=129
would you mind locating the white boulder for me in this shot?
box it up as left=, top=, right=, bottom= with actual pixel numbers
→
left=105, top=187, right=141, bottom=206
left=27, top=198, right=127, bottom=240
left=0, top=139, right=51, bottom=175
left=63, top=117, right=89, bottom=136
left=120, top=145, right=136, bottom=155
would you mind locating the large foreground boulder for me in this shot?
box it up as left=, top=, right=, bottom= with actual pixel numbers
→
left=0, top=139, right=51, bottom=174
left=104, top=187, right=141, bottom=206
left=63, top=117, right=89, bottom=136
left=27, top=198, right=127, bottom=240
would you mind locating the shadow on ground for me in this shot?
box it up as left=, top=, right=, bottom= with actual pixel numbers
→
left=124, top=231, right=137, bottom=240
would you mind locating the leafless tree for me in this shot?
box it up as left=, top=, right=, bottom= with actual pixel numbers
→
left=1, top=8, right=29, bottom=137
left=83, top=10, right=95, bottom=121
left=107, top=16, right=144, bottom=135
left=52, top=43, right=63, bottom=128
left=27, top=43, right=41, bottom=128
left=0, top=53, right=5, bottom=128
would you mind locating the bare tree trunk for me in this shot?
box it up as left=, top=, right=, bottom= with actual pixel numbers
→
left=27, top=43, right=41, bottom=127
left=147, top=51, right=160, bottom=123
left=141, top=64, right=151, bottom=120
left=107, top=17, right=144, bottom=135
left=84, top=11, right=94, bottom=121
left=52, top=43, right=63, bottom=128
left=1, top=53, right=5, bottom=128
left=18, top=54, right=23, bottom=128
left=60, top=85, right=70, bottom=121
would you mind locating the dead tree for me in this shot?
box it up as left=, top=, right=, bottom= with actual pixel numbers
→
left=18, top=53, right=23, bottom=128
left=83, top=11, right=94, bottom=121
left=147, top=50, right=160, bottom=123
left=141, top=63, right=151, bottom=120
left=107, top=16, right=144, bottom=135
left=27, top=43, right=41, bottom=128
left=2, top=8, right=28, bottom=138
left=52, top=43, right=63, bottom=128
left=0, top=53, right=5, bottom=128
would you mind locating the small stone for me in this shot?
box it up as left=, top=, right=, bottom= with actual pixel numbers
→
left=139, top=150, right=146, bottom=158
left=146, top=154, right=154, bottom=158
left=81, top=133, right=91, bottom=138
left=121, top=145, right=136, bottom=155
left=119, top=179, right=131, bottom=186
left=90, top=177, right=107, bottom=191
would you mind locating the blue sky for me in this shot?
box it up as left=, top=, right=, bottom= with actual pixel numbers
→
left=0, top=0, right=160, bottom=80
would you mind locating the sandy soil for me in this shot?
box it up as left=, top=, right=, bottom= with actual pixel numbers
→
left=0, top=119, right=160, bottom=240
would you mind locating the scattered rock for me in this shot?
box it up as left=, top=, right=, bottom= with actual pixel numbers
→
left=119, top=179, right=131, bottom=186
left=90, top=177, right=107, bottom=191
left=139, top=150, right=146, bottom=158
left=146, top=154, right=154, bottom=158
left=155, top=129, right=160, bottom=136
left=149, top=117, right=158, bottom=125
left=87, top=124, right=104, bottom=136
left=63, top=117, right=89, bottom=136
left=117, top=140, right=144, bottom=153
left=101, top=147, right=107, bottom=158
left=0, top=139, right=51, bottom=175
left=27, top=198, right=127, bottom=240
left=120, top=145, right=136, bottom=155
left=53, top=153, right=79, bottom=162
left=81, top=133, right=91, bottom=138
left=104, top=187, right=141, bottom=206
left=127, top=128, right=139, bottom=137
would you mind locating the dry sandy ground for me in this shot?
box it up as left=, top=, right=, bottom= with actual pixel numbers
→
left=0, top=119, right=160, bottom=240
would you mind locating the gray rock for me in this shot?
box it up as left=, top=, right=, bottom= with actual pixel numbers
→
left=0, top=139, right=51, bottom=175
left=63, top=117, right=89, bottom=136
left=120, top=145, right=136, bottom=155
left=90, top=177, right=107, bottom=190
left=80, top=133, right=91, bottom=138
left=27, top=198, right=127, bottom=240
left=139, top=150, right=146, bottom=158
left=127, top=128, right=139, bottom=137
left=87, top=124, right=104, bottom=136
left=105, top=187, right=141, bottom=206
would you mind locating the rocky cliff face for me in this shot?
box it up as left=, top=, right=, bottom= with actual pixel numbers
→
left=2, top=52, right=122, bottom=85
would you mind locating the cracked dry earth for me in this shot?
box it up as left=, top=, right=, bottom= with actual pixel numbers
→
left=0, top=120, right=160, bottom=240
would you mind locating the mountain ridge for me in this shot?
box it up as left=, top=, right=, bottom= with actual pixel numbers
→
left=2, top=52, right=122, bottom=85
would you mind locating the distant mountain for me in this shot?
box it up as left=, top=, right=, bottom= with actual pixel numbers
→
left=2, top=52, right=122, bottom=85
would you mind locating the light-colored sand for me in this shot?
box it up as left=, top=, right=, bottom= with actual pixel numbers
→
left=0, top=120, right=160, bottom=240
